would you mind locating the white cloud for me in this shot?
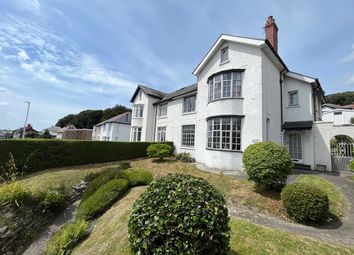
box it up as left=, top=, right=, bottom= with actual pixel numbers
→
left=339, top=43, right=354, bottom=64
left=0, top=101, right=9, bottom=106
left=13, top=0, right=41, bottom=13
left=18, top=49, right=30, bottom=61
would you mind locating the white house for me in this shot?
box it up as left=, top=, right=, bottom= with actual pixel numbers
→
left=322, top=103, right=354, bottom=125
left=130, top=16, right=329, bottom=171
left=92, top=112, right=131, bottom=141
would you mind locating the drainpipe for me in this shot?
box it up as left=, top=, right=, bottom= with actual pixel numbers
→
left=280, top=69, right=287, bottom=145
left=153, top=104, right=157, bottom=141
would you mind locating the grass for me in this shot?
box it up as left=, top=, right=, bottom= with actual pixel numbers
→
left=348, top=175, right=354, bottom=181
left=73, top=186, right=354, bottom=255
left=296, top=175, right=347, bottom=218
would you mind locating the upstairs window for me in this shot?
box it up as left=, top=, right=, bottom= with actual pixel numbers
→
left=158, top=103, right=167, bottom=117
left=288, top=90, right=299, bottom=106
left=183, top=95, right=196, bottom=113
left=208, top=71, right=243, bottom=102
left=220, top=46, right=229, bottom=63
left=133, top=105, right=144, bottom=118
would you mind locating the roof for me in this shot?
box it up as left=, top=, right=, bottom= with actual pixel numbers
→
left=58, top=124, right=77, bottom=133
left=322, top=103, right=353, bottom=110
left=155, top=84, right=197, bottom=104
left=283, top=121, right=313, bottom=130
left=192, top=34, right=288, bottom=76
left=130, top=85, right=167, bottom=103
left=95, top=112, right=132, bottom=126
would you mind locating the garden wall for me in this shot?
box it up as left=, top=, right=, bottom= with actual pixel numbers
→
left=0, top=140, right=173, bottom=175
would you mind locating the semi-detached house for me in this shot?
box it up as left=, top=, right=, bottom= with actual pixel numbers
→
left=130, top=16, right=327, bottom=171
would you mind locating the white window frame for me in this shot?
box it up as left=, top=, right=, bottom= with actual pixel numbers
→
left=131, top=127, right=142, bottom=142
left=158, top=103, right=167, bottom=117
left=157, top=126, right=166, bottom=142
left=183, top=95, right=196, bottom=113
left=288, top=90, right=299, bottom=106
left=208, top=71, right=242, bottom=102
left=181, top=125, right=195, bottom=147
left=133, top=105, right=144, bottom=118
left=207, top=117, right=241, bottom=151
left=220, top=46, right=229, bottom=64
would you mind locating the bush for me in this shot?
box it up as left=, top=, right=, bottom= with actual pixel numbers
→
left=45, top=219, right=89, bottom=255
left=77, top=178, right=129, bottom=220
left=128, top=174, right=230, bottom=254
left=124, top=168, right=153, bottom=187
left=147, top=143, right=173, bottom=160
left=0, top=140, right=173, bottom=175
left=176, top=152, right=196, bottom=162
left=243, top=142, right=293, bottom=187
left=0, top=181, right=32, bottom=206
left=281, top=183, right=329, bottom=223
left=81, top=166, right=127, bottom=202
left=349, top=160, right=354, bottom=173
left=38, top=187, right=68, bottom=213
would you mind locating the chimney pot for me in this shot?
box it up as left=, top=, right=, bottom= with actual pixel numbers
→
left=265, top=16, right=278, bottom=52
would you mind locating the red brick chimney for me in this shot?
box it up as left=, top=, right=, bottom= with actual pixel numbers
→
left=265, top=16, right=278, bottom=52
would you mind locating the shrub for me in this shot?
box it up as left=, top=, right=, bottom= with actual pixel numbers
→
left=124, top=168, right=153, bottom=187
left=77, top=178, right=129, bottom=220
left=38, top=187, right=68, bottom=213
left=0, top=152, right=21, bottom=183
left=281, top=183, right=329, bottom=223
left=147, top=143, right=173, bottom=160
left=129, top=174, right=230, bottom=254
left=176, top=152, right=196, bottom=162
left=81, top=166, right=127, bottom=201
left=0, top=181, right=32, bottom=206
left=0, top=140, right=173, bottom=175
left=45, top=219, right=89, bottom=255
left=349, top=160, right=354, bottom=173
left=243, top=142, right=293, bottom=187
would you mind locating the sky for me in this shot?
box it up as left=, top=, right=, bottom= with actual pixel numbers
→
left=0, top=0, right=354, bottom=130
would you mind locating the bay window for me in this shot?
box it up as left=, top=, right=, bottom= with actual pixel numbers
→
left=208, top=71, right=243, bottom=102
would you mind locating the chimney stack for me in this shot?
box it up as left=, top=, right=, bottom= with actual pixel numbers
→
left=265, top=16, right=278, bottom=52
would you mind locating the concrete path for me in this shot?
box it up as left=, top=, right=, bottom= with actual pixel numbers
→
left=229, top=170, right=354, bottom=246
left=22, top=199, right=81, bottom=255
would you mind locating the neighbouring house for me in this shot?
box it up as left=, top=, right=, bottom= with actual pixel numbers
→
left=12, top=124, right=39, bottom=139
left=0, top=130, right=12, bottom=139
left=42, top=126, right=61, bottom=137
left=56, top=124, right=76, bottom=139
left=322, top=103, right=354, bottom=125
left=92, top=112, right=131, bottom=141
left=130, top=16, right=354, bottom=172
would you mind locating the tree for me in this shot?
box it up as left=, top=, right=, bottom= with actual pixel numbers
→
left=326, top=91, right=354, bottom=105
left=41, top=129, right=53, bottom=139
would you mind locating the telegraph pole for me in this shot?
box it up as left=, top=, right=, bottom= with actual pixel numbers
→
left=22, top=101, right=30, bottom=139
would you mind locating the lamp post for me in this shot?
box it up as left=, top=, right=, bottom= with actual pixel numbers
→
left=22, top=101, right=30, bottom=139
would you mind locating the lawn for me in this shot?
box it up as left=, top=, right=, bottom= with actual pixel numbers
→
left=296, top=175, right=347, bottom=218
left=73, top=186, right=354, bottom=255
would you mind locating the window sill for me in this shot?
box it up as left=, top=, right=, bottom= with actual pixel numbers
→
left=182, top=111, right=196, bottom=116
left=287, top=105, right=300, bottom=108
left=205, top=147, right=243, bottom=153
left=219, top=60, right=230, bottom=66
left=157, top=116, right=167, bottom=119
left=180, top=146, right=195, bottom=150
left=208, top=97, right=244, bottom=104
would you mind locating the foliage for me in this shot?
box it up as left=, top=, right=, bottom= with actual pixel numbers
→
left=0, top=140, right=173, bottom=175
left=0, top=152, right=21, bottom=183
left=45, top=219, right=89, bottom=255
left=243, top=142, right=293, bottom=187
left=326, top=91, right=354, bottom=106
left=128, top=174, right=230, bottom=255
left=124, top=168, right=153, bottom=187
left=41, top=129, right=53, bottom=139
left=77, top=178, right=129, bottom=220
left=38, top=187, right=68, bottom=213
left=0, top=181, right=32, bottom=206
left=146, top=143, right=173, bottom=160
left=349, top=160, right=354, bottom=173
left=281, top=183, right=329, bottom=223
left=175, top=152, right=196, bottom=162
left=56, top=104, right=131, bottom=129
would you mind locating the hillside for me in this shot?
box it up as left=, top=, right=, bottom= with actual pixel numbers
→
left=326, top=91, right=354, bottom=106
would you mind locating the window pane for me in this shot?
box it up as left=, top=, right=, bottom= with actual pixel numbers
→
left=183, top=96, right=196, bottom=113
left=221, top=47, right=229, bottom=63
left=182, top=125, right=195, bottom=147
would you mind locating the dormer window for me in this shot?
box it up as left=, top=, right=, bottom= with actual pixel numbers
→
left=220, top=46, right=229, bottom=63
left=288, top=90, right=299, bottom=106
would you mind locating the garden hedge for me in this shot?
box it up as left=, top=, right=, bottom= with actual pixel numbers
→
left=0, top=140, right=173, bottom=175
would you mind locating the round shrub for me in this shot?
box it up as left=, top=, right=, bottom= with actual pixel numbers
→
left=124, top=168, right=153, bottom=187
left=128, top=174, right=230, bottom=254
left=281, top=183, right=329, bottom=223
left=243, top=142, right=293, bottom=187
left=39, top=188, right=67, bottom=213
left=147, top=143, right=173, bottom=160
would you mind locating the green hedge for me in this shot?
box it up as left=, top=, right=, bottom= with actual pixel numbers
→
left=0, top=140, right=173, bottom=175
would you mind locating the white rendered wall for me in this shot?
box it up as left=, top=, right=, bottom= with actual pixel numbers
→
left=111, top=123, right=131, bottom=141
left=322, top=108, right=354, bottom=125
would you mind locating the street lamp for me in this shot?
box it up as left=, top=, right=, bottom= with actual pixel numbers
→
left=22, top=101, right=30, bottom=139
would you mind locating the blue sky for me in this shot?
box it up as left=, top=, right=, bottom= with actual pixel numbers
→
left=0, top=0, right=354, bottom=130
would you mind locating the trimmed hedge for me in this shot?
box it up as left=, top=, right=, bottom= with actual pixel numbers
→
left=128, top=174, right=230, bottom=254
left=0, top=140, right=173, bottom=174
left=281, top=183, right=329, bottom=223
left=124, top=168, right=153, bottom=187
left=77, top=178, right=129, bottom=220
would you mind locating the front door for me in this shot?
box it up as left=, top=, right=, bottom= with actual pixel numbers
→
left=288, top=133, right=303, bottom=163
